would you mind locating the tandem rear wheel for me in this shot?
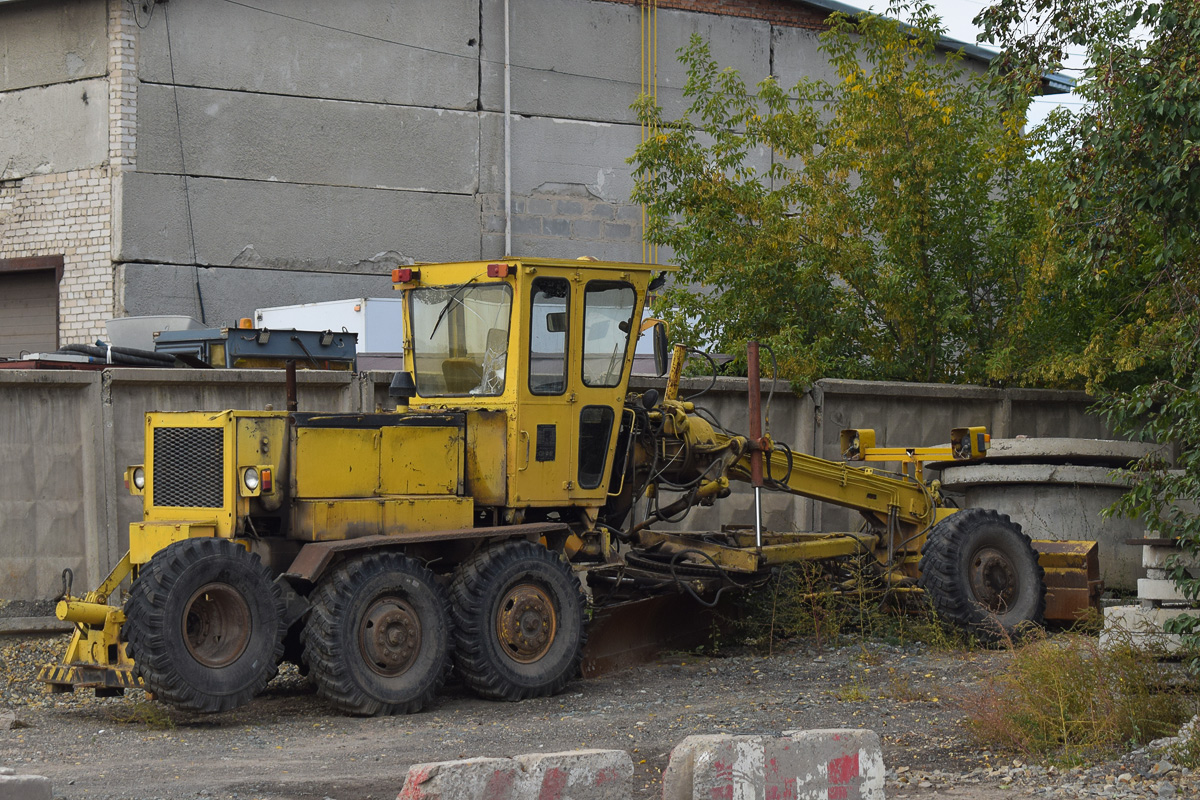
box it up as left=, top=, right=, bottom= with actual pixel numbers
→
left=450, top=540, right=587, bottom=701
left=303, top=552, right=454, bottom=716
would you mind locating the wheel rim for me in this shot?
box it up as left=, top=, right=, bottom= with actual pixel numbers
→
left=496, top=583, right=557, bottom=664
left=969, top=546, right=1019, bottom=613
left=359, top=596, right=422, bottom=677
left=183, top=582, right=252, bottom=668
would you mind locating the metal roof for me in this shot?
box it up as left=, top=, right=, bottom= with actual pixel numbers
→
left=798, top=0, right=1075, bottom=95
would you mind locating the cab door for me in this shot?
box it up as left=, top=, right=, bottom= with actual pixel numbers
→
left=568, top=279, right=639, bottom=501
left=512, top=276, right=575, bottom=506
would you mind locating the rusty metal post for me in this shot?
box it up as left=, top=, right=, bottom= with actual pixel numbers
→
left=747, top=342, right=763, bottom=552
left=285, top=360, right=298, bottom=412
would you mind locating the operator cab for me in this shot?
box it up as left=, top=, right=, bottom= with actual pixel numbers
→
left=393, top=258, right=672, bottom=515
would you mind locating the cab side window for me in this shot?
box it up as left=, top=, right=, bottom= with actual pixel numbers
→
left=581, top=281, right=636, bottom=388
left=529, top=278, right=569, bottom=395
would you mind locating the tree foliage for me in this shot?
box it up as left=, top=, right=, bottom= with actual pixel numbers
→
left=630, top=2, right=1046, bottom=384
left=978, top=0, right=1200, bottom=391
left=979, top=0, right=1200, bottom=645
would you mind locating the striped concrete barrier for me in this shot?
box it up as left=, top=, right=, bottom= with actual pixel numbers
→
left=661, top=729, right=884, bottom=800
left=397, top=748, right=632, bottom=800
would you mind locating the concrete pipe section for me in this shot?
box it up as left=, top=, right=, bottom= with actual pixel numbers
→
left=935, top=438, right=1162, bottom=593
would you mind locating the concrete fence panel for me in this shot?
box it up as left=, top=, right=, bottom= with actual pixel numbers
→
left=0, top=369, right=1112, bottom=601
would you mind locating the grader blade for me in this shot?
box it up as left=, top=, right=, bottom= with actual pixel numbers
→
left=1033, top=539, right=1102, bottom=622
left=580, top=594, right=725, bottom=678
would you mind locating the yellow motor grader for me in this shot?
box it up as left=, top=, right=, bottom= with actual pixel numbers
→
left=40, top=257, right=1098, bottom=715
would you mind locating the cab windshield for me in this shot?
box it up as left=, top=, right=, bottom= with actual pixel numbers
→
left=409, top=283, right=513, bottom=396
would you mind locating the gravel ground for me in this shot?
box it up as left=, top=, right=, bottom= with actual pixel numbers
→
left=1, top=632, right=1196, bottom=799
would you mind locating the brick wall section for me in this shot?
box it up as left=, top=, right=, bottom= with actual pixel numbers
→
left=601, top=0, right=830, bottom=30
left=0, top=0, right=134, bottom=346
left=0, top=169, right=113, bottom=343
left=108, top=0, right=137, bottom=169
left=482, top=192, right=645, bottom=253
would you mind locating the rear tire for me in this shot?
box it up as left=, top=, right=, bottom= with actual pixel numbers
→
left=124, top=537, right=286, bottom=713
left=451, top=541, right=586, bottom=701
left=918, top=509, right=1046, bottom=644
left=303, top=552, right=452, bottom=716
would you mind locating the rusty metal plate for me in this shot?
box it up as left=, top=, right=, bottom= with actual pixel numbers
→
left=581, top=594, right=726, bottom=678
left=284, top=523, right=570, bottom=582
left=1034, top=540, right=1102, bottom=622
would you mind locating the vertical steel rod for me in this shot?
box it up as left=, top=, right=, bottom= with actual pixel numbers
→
left=285, top=360, right=298, bottom=413
left=747, top=342, right=764, bottom=551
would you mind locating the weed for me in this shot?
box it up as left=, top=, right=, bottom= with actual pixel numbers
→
left=881, top=667, right=930, bottom=702
left=856, top=645, right=882, bottom=667
left=963, top=631, right=1199, bottom=764
left=833, top=675, right=870, bottom=703
left=735, top=557, right=974, bottom=653
left=106, top=699, right=176, bottom=730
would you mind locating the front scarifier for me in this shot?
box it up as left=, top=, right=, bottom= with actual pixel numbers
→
left=123, top=538, right=286, bottom=713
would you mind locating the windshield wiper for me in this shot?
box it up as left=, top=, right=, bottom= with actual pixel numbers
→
left=428, top=277, right=480, bottom=340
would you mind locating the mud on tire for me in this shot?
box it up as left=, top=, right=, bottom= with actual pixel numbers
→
left=917, top=508, right=1046, bottom=644
left=450, top=541, right=587, bottom=701
left=123, top=537, right=286, bottom=713
left=303, top=552, right=452, bottom=716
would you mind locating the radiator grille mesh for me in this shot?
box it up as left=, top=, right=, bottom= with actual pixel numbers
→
left=152, top=427, right=224, bottom=508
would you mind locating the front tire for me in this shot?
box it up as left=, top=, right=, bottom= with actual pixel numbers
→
left=918, top=508, right=1046, bottom=644
left=451, top=541, right=586, bottom=701
left=123, top=537, right=286, bottom=713
left=303, top=552, right=452, bottom=716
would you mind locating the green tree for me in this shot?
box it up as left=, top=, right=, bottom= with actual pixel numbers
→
left=980, top=0, right=1200, bottom=644
left=630, top=2, right=1045, bottom=384
left=978, top=0, right=1200, bottom=391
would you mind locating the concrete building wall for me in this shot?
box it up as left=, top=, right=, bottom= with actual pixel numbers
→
left=0, top=0, right=134, bottom=345
left=0, top=0, right=108, bottom=93
left=0, top=369, right=1109, bottom=600
left=113, top=0, right=855, bottom=319
left=119, top=0, right=484, bottom=324
left=1, top=0, right=1005, bottom=349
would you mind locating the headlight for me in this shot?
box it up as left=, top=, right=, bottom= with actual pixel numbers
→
left=243, top=467, right=260, bottom=491
left=133, top=467, right=145, bottom=490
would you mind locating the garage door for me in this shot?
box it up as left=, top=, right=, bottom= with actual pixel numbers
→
left=0, top=257, right=61, bottom=359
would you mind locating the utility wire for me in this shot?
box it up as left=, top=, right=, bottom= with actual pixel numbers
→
left=163, top=4, right=206, bottom=324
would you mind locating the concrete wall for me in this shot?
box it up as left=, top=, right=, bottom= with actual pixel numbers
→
left=0, top=369, right=1110, bottom=601
left=0, top=0, right=107, bottom=93
left=0, top=0, right=108, bottom=181
left=0, top=0, right=125, bottom=345
left=113, top=0, right=852, bottom=319
left=1, top=0, right=1003, bottom=338
left=121, top=0, right=483, bottom=323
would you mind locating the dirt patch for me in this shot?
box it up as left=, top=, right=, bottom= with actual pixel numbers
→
left=0, top=633, right=1188, bottom=799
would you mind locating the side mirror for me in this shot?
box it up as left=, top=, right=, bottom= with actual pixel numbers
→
left=389, top=371, right=417, bottom=405
left=652, top=321, right=669, bottom=377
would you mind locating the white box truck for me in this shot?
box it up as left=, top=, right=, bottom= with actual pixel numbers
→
left=255, top=298, right=405, bottom=369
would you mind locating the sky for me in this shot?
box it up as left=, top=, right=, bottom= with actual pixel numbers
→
left=922, top=0, right=1087, bottom=128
